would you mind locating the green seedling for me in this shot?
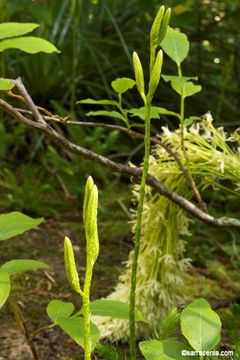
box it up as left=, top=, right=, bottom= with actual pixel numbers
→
left=78, top=6, right=171, bottom=359
left=64, top=176, right=99, bottom=359
left=77, top=7, right=240, bottom=351
left=46, top=177, right=146, bottom=359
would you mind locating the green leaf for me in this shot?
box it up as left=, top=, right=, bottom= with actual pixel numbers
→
left=129, top=107, right=161, bottom=120
left=0, top=211, right=44, bottom=241
left=0, top=36, right=60, bottom=54
left=86, top=110, right=125, bottom=121
left=0, top=22, right=39, bottom=40
left=76, top=98, right=118, bottom=106
left=111, top=77, right=135, bottom=94
left=90, top=299, right=146, bottom=322
left=128, top=106, right=179, bottom=120
left=0, top=272, right=10, bottom=309
left=162, top=76, right=201, bottom=99
left=139, top=340, right=195, bottom=360
left=162, top=75, right=198, bottom=83
left=181, top=298, right=221, bottom=351
left=161, top=27, right=189, bottom=66
left=183, top=116, right=201, bottom=126
left=47, top=300, right=74, bottom=322
left=0, top=259, right=48, bottom=274
left=0, top=79, right=14, bottom=90
left=172, top=81, right=201, bottom=98
left=58, top=317, right=100, bottom=350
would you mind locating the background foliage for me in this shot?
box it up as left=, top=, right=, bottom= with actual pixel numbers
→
left=0, top=0, right=240, bottom=216
left=1, top=1, right=240, bottom=358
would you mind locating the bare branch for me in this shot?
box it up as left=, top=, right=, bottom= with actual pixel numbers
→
left=13, top=108, right=207, bottom=209
left=6, top=77, right=45, bottom=125
left=0, top=80, right=240, bottom=229
left=61, top=122, right=207, bottom=211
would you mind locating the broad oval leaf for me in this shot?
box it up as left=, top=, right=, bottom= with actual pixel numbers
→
left=47, top=300, right=74, bottom=322
left=86, top=110, right=125, bottom=121
left=139, top=340, right=196, bottom=360
left=162, top=75, right=201, bottom=99
left=90, top=299, right=146, bottom=322
left=0, top=79, right=14, bottom=91
left=162, top=75, right=198, bottom=83
left=76, top=98, right=118, bottom=106
left=161, top=27, right=189, bottom=66
left=128, top=107, right=161, bottom=120
left=171, top=81, right=201, bottom=99
left=0, top=259, right=48, bottom=274
left=0, top=272, right=10, bottom=309
left=0, top=36, right=60, bottom=54
left=0, top=22, right=39, bottom=40
left=0, top=211, right=44, bottom=241
left=128, top=106, right=179, bottom=121
left=111, top=77, right=135, bottom=94
left=58, top=317, right=100, bottom=350
left=181, top=298, right=221, bottom=351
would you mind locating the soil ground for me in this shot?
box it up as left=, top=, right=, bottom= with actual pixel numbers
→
left=0, top=218, right=131, bottom=360
left=1, top=215, right=239, bottom=359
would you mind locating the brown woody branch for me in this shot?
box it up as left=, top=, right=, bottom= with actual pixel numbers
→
left=0, top=77, right=240, bottom=228
left=65, top=121, right=207, bottom=211
left=14, top=105, right=206, bottom=210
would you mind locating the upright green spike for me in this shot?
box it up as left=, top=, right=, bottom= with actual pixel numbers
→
left=83, top=176, right=94, bottom=225
left=64, top=236, right=83, bottom=295
left=150, top=5, right=165, bottom=49
left=132, top=51, right=146, bottom=103
left=157, top=8, right=171, bottom=45
left=148, top=50, right=163, bottom=100
left=84, top=177, right=99, bottom=266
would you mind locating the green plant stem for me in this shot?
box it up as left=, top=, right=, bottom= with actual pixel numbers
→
left=177, top=66, right=206, bottom=211
left=177, top=65, right=185, bottom=152
left=129, top=101, right=151, bottom=360
left=83, top=264, right=93, bottom=360
left=180, top=92, right=185, bottom=151
left=117, top=93, right=130, bottom=128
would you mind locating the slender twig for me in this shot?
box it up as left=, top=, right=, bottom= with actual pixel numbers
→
left=8, top=77, right=45, bottom=125
left=8, top=299, right=39, bottom=360
left=12, top=110, right=209, bottom=205
left=28, top=324, right=54, bottom=344
left=0, top=85, right=239, bottom=228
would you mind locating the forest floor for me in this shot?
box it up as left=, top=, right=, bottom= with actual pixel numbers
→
left=0, top=216, right=131, bottom=360
left=1, top=211, right=240, bottom=359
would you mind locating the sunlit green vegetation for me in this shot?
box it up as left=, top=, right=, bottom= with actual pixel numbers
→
left=0, top=1, right=240, bottom=359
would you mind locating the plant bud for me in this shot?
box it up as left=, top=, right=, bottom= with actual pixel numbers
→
left=148, top=50, right=163, bottom=100
left=150, top=5, right=165, bottom=48
left=157, top=8, right=171, bottom=45
left=64, top=236, right=82, bottom=294
left=132, top=51, right=146, bottom=102
left=84, top=178, right=99, bottom=265
left=83, top=176, right=94, bottom=225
